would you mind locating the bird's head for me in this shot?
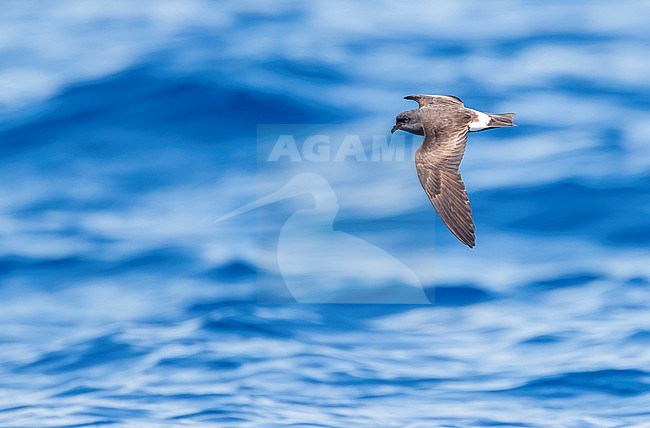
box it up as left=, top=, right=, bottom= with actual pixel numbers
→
left=391, top=109, right=424, bottom=135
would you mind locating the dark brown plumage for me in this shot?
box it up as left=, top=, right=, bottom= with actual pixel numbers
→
left=392, top=94, right=516, bottom=248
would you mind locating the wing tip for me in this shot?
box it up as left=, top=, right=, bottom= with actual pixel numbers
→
left=457, top=232, right=476, bottom=248
left=444, top=225, right=476, bottom=248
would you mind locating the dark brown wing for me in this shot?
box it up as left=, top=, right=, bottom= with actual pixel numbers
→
left=415, top=108, right=475, bottom=247
left=405, top=94, right=463, bottom=108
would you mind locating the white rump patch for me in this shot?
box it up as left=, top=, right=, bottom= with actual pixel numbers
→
left=468, top=109, right=491, bottom=131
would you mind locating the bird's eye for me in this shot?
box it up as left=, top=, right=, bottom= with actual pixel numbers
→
left=403, top=117, right=410, bottom=123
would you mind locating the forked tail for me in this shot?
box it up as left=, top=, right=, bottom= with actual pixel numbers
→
left=487, top=113, right=516, bottom=128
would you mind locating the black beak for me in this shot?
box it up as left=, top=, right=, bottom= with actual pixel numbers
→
left=391, top=124, right=399, bottom=134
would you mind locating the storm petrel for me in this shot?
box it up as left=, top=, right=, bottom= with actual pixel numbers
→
left=391, top=94, right=516, bottom=248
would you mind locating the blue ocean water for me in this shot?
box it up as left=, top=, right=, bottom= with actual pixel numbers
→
left=1, top=1, right=650, bottom=426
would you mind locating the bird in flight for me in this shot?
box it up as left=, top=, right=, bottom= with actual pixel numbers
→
left=391, top=94, right=516, bottom=248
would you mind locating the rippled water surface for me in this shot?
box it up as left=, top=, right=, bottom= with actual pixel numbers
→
left=1, top=1, right=650, bottom=426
